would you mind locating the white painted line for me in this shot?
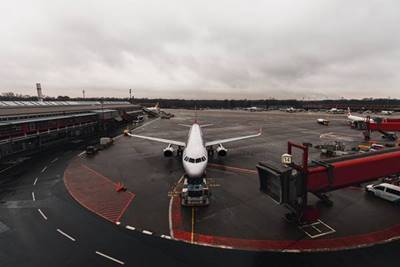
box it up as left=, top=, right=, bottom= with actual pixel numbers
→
left=125, top=225, right=136, bottom=231
left=41, top=166, right=47, bottom=173
left=51, top=157, right=58, bottom=163
left=32, top=192, right=36, bottom=201
left=142, top=230, right=153, bottom=235
left=33, top=177, right=38, bottom=186
left=95, top=251, right=125, bottom=265
left=38, top=209, right=47, bottom=220
left=169, top=175, right=184, bottom=239
left=57, top=229, right=76, bottom=242
left=168, top=196, right=174, bottom=238
left=161, top=235, right=172, bottom=239
left=312, top=225, right=322, bottom=233
left=78, top=151, right=86, bottom=157
left=0, top=164, right=15, bottom=174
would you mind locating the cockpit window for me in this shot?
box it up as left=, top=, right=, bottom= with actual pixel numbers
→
left=186, top=157, right=207, bottom=163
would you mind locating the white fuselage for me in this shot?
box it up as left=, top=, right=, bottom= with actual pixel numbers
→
left=182, top=124, right=208, bottom=178
left=347, top=114, right=374, bottom=123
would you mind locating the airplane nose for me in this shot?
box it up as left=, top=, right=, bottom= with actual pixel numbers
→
left=184, top=163, right=206, bottom=178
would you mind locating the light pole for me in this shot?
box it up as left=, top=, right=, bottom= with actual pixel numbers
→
left=100, top=98, right=105, bottom=135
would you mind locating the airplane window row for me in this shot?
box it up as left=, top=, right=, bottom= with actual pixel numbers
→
left=184, top=156, right=207, bottom=163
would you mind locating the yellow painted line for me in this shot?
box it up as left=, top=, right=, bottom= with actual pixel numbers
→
left=191, top=207, right=195, bottom=243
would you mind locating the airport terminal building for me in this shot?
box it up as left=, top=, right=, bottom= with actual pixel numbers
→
left=0, top=101, right=143, bottom=160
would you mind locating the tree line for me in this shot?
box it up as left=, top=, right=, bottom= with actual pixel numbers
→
left=1, top=92, right=400, bottom=110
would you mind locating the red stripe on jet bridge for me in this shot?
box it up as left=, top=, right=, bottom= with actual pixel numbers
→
left=64, top=158, right=135, bottom=223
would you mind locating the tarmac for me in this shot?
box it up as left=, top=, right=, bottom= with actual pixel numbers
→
left=64, top=109, right=400, bottom=252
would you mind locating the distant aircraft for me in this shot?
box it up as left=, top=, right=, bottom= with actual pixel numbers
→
left=381, top=110, right=394, bottom=115
left=347, top=108, right=374, bottom=123
left=142, top=102, right=161, bottom=117
left=245, top=106, right=264, bottom=112
left=285, top=107, right=296, bottom=113
left=145, top=102, right=160, bottom=113
left=327, top=108, right=345, bottom=114
left=126, top=121, right=262, bottom=178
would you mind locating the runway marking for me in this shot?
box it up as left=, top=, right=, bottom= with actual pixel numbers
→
left=0, top=164, right=16, bottom=174
left=38, top=209, right=47, bottom=220
left=126, top=225, right=136, bottom=231
left=57, top=229, right=76, bottom=242
left=207, top=163, right=257, bottom=175
left=51, top=157, right=58, bottom=163
left=95, top=251, right=125, bottom=265
left=78, top=151, right=86, bottom=157
left=32, top=192, right=36, bottom=201
left=299, top=220, right=336, bottom=239
left=191, top=207, right=195, bottom=243
left=142, top=230, right=153, bottom=235
left=64, top=162, right=136, bottom=223
left=41, top=166, right=47, bottom=173
left=169, top=175, right=185, bottom=238
left=33, top=177, right=38, bottom=186
left=115, top=193, right=136, bottom=223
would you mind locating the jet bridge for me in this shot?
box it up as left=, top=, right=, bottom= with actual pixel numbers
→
left=364, top=116, right=400, bottom=141
left=257, top=142, right=400, bottom=224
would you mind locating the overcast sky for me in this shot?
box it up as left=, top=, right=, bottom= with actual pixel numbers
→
left=1, top=0, right=399, bottom=99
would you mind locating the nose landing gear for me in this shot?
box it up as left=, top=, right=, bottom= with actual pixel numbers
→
left=177, top=146, right=183, bottom=157
left=207, top=146, right=214, bottom=157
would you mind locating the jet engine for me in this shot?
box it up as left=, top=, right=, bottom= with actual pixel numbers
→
left=216, top=144, right=227, bottom=156
left=163, top=145, right=174, bottom=157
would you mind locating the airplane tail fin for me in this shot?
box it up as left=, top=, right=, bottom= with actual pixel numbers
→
left=347, top=107, right=351, bottom=116
left=194, top=105, right=198, bottom=123
left=178, top=123, right=213, bottom=128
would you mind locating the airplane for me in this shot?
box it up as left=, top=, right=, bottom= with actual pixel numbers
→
left=126, top=121, right=262, bottom=178
left=244, top=106, right=264, bottom=112
left=144, top=102, right=160, bottom=113
left=381, top=110, right=394, bottom=115
left=283, top=107, right=304, bottom=113
left=347, top=108, right=374, bottom=123
left=327, top=108, right=345, bottom=114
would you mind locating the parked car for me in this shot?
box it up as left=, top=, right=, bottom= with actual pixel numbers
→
left=86, top=145, right=99, bottom=156
left=366, top=183, right=400, bottom=203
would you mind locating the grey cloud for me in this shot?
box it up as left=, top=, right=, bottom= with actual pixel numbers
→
left=1, top=0, right=400, bottom=99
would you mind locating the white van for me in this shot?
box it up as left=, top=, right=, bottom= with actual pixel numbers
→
left=366, top=183, right=400, bottom=203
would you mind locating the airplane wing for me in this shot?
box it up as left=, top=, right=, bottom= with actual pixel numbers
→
left=178, top=123, right=213, bottom=128
left=205, top=129, right=262, bottom=147
left=127, top=133, right=186, bottom=147
left=178, top=124, right=192, bottom=128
